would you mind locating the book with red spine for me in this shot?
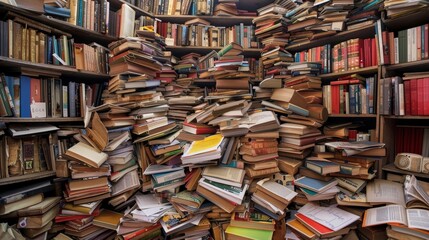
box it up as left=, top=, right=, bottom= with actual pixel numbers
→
left=424, top=78, right=429, bottom=115
left=417, top=79, right=424, bottom=115
left=183, top=122, right=217, bottom=135
left=295, top=213, right=334, bottom=236
left=410, top=79, right=418, bottom=115
left=404, top=80, right=411, bottom=115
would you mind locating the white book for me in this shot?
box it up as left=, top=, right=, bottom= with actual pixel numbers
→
left=394, top=37, right=399, bottom=64
left=119, top=4, right=136, bottom=38
left=399, top=83, right=405, bottom=115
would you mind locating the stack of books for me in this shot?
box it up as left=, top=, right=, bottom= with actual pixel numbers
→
left=382, top=0, right=427, bottom=19
left=252, top=178, right=297, bottom=221
left=143, top=164, right=186, bottom=193
left=196, top=166, right=248, bottom=213
left=252, top=2, right=292, bottom=47
left=212, top=43, right=254, bottom=91
left=294, top=176, right=339, bottom=202
left=259, top=45, right=294, bottom=90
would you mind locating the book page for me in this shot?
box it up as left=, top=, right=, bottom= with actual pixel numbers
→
left=298, top=202, right=360, bottom=231
left=407, top=209, right=429, bottom=231
left=363, top=205, right=407, bottom=227
left=366, top=179, right=406, bottom=206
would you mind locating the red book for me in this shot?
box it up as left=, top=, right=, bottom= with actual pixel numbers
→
left=359, top=39, right=364, bottom=68
left=424, top=78, right=429, bottom=115
left=330, top=85, right=340, bottom=114
left=123, top=223, right=161, bottom=240
left=30, top=78, right=41, bottom=103
left=330, top=79, right=362, bottom=85
left=382, top=31, right=390, bottom=64
left=182, top=122, right=217, bottom=135
left=410, top=79, right=418, bottom=115
left=388, top=32, right=395, bottom=64
left=295, top=213, right=334, bottom=236
left=417, top=79, right=424, bottom=115
left=370, top=38, right=378, bottom=66
left=404, top=80, right=411, bottom=115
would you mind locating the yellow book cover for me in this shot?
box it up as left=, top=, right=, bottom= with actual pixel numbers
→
left=185, top=134, right=223, bottom=156
left=93, top=209, right=123, bottom=230
left=286, top=219, right=316, bottom=239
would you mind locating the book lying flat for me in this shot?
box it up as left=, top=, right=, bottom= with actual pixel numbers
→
left=64, top=142, right=108, bottom=168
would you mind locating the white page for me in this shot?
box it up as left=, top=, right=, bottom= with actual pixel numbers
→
left=298, top=202, right=360, bottom=231
left=363, top=204, right=407, bottom=227
left=407, top=209, right=429, bottom=231
left=366, top=179, right=406, bottom=206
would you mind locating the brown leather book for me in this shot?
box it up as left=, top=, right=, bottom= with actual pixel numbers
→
left=17, top=204, right=59, bottom=229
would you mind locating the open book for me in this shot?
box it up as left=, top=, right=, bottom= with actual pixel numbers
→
left=363, top=205, right=429, bottom=232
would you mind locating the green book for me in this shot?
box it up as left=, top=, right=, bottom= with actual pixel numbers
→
left=225, top=226, right=273, bottom=240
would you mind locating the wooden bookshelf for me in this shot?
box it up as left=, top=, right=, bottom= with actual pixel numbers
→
left=155, top=15, right=254, bottom=26
left=320, top=66, right=379, bottom=81
left=0, top=56, right=110, bottom=80
left=382, top=7, right=429, bottom=32
left=328, top=114, right=377, bottom=118
left=0, top=117, right=83, bottom=123
left=166, top=46, right=261, bottom=57
left=0, top=2, right=118, bottom=46
left=385, top=59, right=429, bottom=72
left=382, top=115, right=429, bottom=120
left=383, top=163, right=429, bottom=180
left=285, top=24, right=375, bottom=52
left=108, top=0, right=153, bottom=18
left=0, top=171, right=56, bottom=186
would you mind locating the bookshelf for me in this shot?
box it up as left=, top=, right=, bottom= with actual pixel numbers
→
left=328, top=114, right=377, bottom=118
left=0, top=56, right=110, bottom=81
left=382, top=163, right=429, bottom=180
left=285, top=24, right=376, bottom=52
left=166, top=46, right=262, bottom=57
left=0, top=171, right=56, bottom=186
left=0, top=117, right=83, bottom=123
left=109, top=0, right=154, bottom=17
left=319, top=66, right=379, bottom=81
left=385, top=59, right=429, bottom=72
left=154, top=15, right=255, bottom=25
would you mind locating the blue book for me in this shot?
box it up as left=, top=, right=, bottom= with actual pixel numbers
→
left=68, top=81, right=76, bottom=117
left=294, top=176, right=337, bottom=193
left=47, top=36, right=53, bottom=64
left=20, top=76, right=31, bottom=117
left=77, top=0, right=83, bottom=27
left=305, top=160, right=340, bottom=175
left=44, top=5, right=71, bottom=18
left=349, top=85, right=356, bottom=114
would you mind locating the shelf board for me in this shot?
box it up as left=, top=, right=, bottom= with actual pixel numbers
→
left=0, top=117, right=83, bottom=123
left=383, top=163, right=429, bottom=179
left=108, top=0, right=153, bottom=18
left=382, top=115, right=429, bottom=120
left=285, top=24, right=375, bottom=52
left=0, top=171, right=56, bottom=186
left=320, top=66, right=379, bottom=80
left=329, top=114, right=377, bottom=118
left=0, top=2, right=118, bottom=46
left=166, top=46, right=261, bottom=57
left=154, top=15, right=254, bottom=26
left=0, top=56, right=110, bottom=80
left=385, top=59, right=429, bottom=72
left=382, top=7, right=429, bottom=32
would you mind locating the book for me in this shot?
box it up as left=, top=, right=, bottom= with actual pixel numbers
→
left=230, top=212, right=275, bottom=231
left=305, top=159, right=340, bottom=175
left=363, top=205, right=429, bottom=231
left=0, top=193, right=44, bottom=215
left=170, top=190, right=205, bottom=208
left=64, top=142, right=108, bottom=168
left=17, top=204, right=59, bottom=229
left=93, top=209, right=123, bottom=230
left=294, top=176, right=338, bottom=193
left=225, top=225, right=273, bottom=240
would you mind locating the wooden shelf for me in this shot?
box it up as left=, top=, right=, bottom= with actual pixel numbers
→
left=285, top=24, right=375, bottom=52
left=383, top=163, right=429, bottom=180
left=0, top=117, right=83, bottom=123
left=106, top=0, right=153, bottom=18
left=0, top=2, right=118, bottom=46
left=0, top=56, right=110, bottom=80
left=166, top=46, right=261, bottom=57
left=155, top=15, right=254, bottom=26
left=329, top=114, right=377, bottom=118
left=383, top=7, right=429, bottom=32
left=385, top=59, right=429, bottom=72
left=0, top=171, right=56, bottom=186
left=382, top=115, right=429, bottom=120
left=320, top=66, right=379, bottom=80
